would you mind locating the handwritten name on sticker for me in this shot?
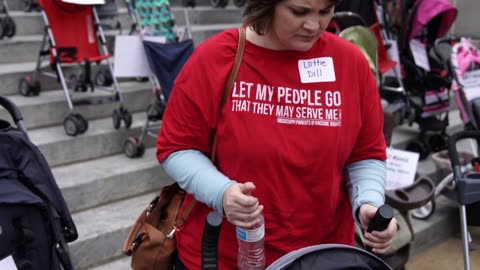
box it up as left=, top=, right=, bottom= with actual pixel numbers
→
left=298, top=57, right=336, bottom=83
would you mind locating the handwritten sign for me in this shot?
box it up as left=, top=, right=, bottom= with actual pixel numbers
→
left=298, top=57, right=336, bottom=83
left=386, top=148, right=419, bottom=190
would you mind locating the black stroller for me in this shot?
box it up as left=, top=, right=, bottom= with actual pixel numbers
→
left=393, top=0, right=458, bottom=159
left=199, top=211, right=393, bottom=270
left=0, top=96, right=78, bottom=270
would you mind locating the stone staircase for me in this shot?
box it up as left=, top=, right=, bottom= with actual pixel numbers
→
left=0, top=0, right=468, bottom=269
left=0, top=0, right=242, bottom=269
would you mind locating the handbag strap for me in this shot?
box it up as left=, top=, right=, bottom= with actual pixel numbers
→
left=175, top=26, right=246, bottom=228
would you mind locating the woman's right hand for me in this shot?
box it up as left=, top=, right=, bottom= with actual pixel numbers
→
left=223, top=182, right=263, bottom=228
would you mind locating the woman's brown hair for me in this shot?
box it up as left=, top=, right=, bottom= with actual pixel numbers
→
left=244, top=0, right=342, bottom=35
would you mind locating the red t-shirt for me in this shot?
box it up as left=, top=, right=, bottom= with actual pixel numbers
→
left=157, top=28, right=386, bottom=269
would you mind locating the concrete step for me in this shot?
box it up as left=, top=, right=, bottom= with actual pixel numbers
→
left=408, top=195, right=460, bottom=257
left=0, top=61, right=147, bottom=96
left=54, top=147, right=169, bottom=213
left=0, top=81, right=152, bottom=129
left=27, top=111, right=156, bottom=167
left=8, top=7, right=243, bottom=36
left=69, top=192, right=161, bottom=270
left=0, top=21, right=238, bottom=64
left=89, top=257, right=131, bottom=270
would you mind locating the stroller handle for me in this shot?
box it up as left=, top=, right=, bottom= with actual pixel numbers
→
left=0, top=96, right=24, bottom=124
left=448, top=130, right=480, bottom=169
left=433, top=36, right=460, bottom=63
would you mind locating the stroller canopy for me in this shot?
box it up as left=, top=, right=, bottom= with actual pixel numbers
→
left=266, top=244, right=392, bottom=270
left=143, top=39, right=194, bottom=100
left=339, top=26, right=379, bottom=85
left=407, top=0, right=457, bottom=45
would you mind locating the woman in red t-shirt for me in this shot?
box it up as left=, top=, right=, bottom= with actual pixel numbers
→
left=156, top=0, right=397, bottom=269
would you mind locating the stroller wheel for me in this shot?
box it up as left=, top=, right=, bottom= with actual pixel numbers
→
left=23, top=0, right=34, bottom=12
left=122, top=109, right=133, bottom=129
left=406, top=139, right=430, bottom=160
left=4, top=16, right=15, bottom=38
left=94, top=66, right=113, bottom=87
left=411, top=199, right=436, bottom=220
left=124, top=137, right=145, bottom=158
left=210, top=0, right=228, bottom=8
left=181, top=0, right=196, bottom=8
left=64, top=115, right=82, bottom=136
left=232, top=0, right=245, bottom=7
left=112, top=109, right=121, bottom=129
left=72, top=113, right=88, bottom=134
left=427, top=134, right=447, bottom=153
left=0, top=18, right=5, bottom=40
left=18, top=77, right=41, bottom=96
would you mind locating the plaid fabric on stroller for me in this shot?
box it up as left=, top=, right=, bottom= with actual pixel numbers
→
left=0, top=96, right=77, bottom=270
left=18, top=0, right=133, bottom=136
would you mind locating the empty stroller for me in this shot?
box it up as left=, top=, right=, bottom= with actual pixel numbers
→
left=0, top=96, right=78, bottom=270
left=18, top=0, right=132, bottom=136
left=394, top=0, right=458, bottom=159
left=448, top=37, right=480, bottom=131
left=122, top=0, right=194, bottom=158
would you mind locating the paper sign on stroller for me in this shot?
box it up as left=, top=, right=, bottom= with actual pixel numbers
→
left=113, top=35, right=154, bottom=78
left=409, top=40, right=430, bottom=71
left=0, top=256, right=18, bottom=270
left=386, top=148, right=419, bottom=190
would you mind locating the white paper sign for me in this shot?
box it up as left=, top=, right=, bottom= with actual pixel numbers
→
left=113, top=35, right=153, bottom=78
left=409, top=39, right=430, bottom=71
left=62, top=0, right=106, bottom=4
left=0, top=256, right=18, bottom=270
left=298, top=57, right=336, bottom=83
left=462, top=69, right=480, bottom=101
left=386, top=148, right=419, bottom=190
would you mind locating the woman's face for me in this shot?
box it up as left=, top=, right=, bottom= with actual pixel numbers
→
left=266, top=0, right=335, bottom=51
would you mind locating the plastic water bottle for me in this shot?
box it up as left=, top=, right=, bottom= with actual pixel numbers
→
left=236, top=214, right=266, bottom=270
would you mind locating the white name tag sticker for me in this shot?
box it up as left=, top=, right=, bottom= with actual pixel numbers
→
left=298, top=57, right=336, bottom=83
left=386, top=148, right=419, bottom=190
left=0, top=256, right=18, bottom=270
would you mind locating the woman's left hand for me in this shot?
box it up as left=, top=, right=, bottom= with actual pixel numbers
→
left=358, top=204, right=398, bottom=254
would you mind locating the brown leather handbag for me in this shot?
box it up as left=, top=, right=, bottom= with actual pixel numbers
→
left=122, top=26, right=246, bottom=270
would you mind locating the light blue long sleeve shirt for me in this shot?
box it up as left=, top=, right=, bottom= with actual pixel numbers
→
left=161, top=149, right=386, bottom=222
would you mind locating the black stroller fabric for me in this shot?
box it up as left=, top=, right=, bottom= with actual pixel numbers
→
left=0, top=122, right=77, bottom=270
left=143, top=39, right=194, bottom=100
left=265, top=244, right=392, bottom=270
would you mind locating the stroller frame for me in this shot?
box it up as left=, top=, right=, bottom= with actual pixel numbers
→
left=18, top=1, right=132, bottom=136
left=123, top=1, right=194, bottom=158
left=0, top=0, right=16, bottom=40
left=0, top=96, right=77, bottom=270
